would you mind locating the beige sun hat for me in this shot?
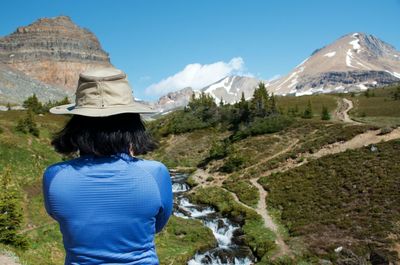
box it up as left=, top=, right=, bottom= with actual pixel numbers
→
left=50, top=67, right=157, bottom=116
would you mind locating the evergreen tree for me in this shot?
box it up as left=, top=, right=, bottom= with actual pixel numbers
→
left=187, top=92, right=217, bottom=123
left=219, top=96, right=224, bottom=107
left=270, top=93, right=278, bottom=114
left=23, top=94, right=43, bottom=114
left=287, top=105, right=300, bottom=117
left=391, top=87, right=400, bottom=100
left=250, top=82, right=270, bottom=117
left=0, top=168, right=28, bottom=248
left=6, top=102, right=11, bottom=111
left=238, top=91, right=250, bottom=123
left=321, top=105, right=331, bottom=120
left=302, top=100, right=313, bottom=119
left=364, top=89, right=371, bottom=98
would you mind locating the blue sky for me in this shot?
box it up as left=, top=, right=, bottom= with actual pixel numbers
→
left=1, top=0, right=399, bottom=101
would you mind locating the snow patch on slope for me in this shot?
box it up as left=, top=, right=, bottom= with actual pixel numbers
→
left=346, top=50, right=357, bottom=68
left=324, top=51, right=336, bottom=58
left=204, top=76, right=239, bottom=102
left=385, top=70, right=400, bottom=79
left=349, top=39, right=361, bottom=53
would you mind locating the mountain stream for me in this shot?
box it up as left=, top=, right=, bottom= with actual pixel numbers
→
left=171, top=172, right=254, bottom=265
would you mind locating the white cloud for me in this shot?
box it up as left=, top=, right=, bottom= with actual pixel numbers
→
left=145, top=57, right=251, bottom=96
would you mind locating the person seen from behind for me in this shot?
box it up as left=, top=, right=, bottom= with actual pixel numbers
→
left=42, top=67, right=173, bottom=264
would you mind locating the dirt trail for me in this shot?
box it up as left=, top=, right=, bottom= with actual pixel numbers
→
left=249, top=178, right=292, bottom=257
left=335, top=98, right=361, bottom=124
left=243, top=139, right=299, bottom=173
left=258, top=127, right=400, bottom=179
left=311, top=127, right=400, bottom=158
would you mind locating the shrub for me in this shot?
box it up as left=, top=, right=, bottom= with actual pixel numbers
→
left=15, top=110, right=39, bottom=137
left=391, top=86, right=400, bottom=100
left=321, top=105, right=331, bottom=120
left=208, top=139, right=229, bottom=160
left=302, top=100, right=313, bottom=119
left=0, top=168, right=28, bottom=248
left=247, top=115, right=293, bottom=136
left=220, top=153, right=245, bottom=173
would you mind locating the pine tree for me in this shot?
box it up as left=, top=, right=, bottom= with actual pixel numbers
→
left=321, top=105, right=331, bottom=120
left=219, top=97, right=224, bottom=107
left=239, top=92, right=246, bottom=108
left=251, top=82, right=270, bottom=117
left=238, top=91, right=250, bottom=123
left=270, top=93, right=278, bottom=114
left=22, top=94, right=43, bottom=114
left=391, top=87, right=400, bottom=100
left=302, top=100, right=313, bottom=119
left=0, top=168, right=28, bottom=248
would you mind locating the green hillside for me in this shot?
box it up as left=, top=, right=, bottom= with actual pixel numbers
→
left=1, top=83, right=400, bottom=264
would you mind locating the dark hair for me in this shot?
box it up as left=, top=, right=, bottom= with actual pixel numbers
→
left=51, top=113, right=158, bottom=156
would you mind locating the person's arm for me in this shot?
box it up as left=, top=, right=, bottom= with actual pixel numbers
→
left=42, top=166, right=58, bottom=220
left=154, top=163, right=173, bottom=233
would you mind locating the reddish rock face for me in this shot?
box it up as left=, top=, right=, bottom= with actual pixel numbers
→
left=0, top=16, right=112, bottom=92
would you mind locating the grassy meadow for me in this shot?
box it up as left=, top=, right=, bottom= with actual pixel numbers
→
left=346, top=84, right=400, bottom=127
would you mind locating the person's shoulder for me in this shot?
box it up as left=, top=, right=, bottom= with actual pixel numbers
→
left=43, top=158, right=77, bottom=178
left=133, top=158, right=169, bottom=177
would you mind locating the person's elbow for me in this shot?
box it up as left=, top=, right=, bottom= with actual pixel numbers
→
left=155, top=206, right=173, bottom=233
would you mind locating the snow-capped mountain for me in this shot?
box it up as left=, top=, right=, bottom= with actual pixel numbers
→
left=154, top=76, right=261, bottom=113
left=268, top=33, right=400, bottom=96
left=201, top=76, right=260, bottom=104
left=154, top=32, right=400, bottom=113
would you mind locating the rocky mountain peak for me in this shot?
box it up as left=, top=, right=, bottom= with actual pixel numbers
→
left=0, top=16, right=112, bottom=92
left=268, top=32, right=400, bottom=96
left=16, top=16, right=76, bottom=33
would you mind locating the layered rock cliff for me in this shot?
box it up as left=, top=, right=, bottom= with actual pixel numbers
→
left=0, top=16, right=112, bottom=92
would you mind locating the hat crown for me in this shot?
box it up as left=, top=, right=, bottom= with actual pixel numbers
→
left=75, top=68, right=135, bottom=109
left=49, top=67, right=157, bottom=116
left=79, top=68, right=126, bottom=82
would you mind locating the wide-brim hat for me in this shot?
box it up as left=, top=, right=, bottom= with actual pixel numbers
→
left=50, top=67, right=157, bottom=116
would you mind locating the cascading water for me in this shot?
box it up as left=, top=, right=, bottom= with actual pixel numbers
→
left=171, top=172, right=254, bottom=265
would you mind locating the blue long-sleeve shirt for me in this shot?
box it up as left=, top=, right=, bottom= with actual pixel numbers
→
left=42, top=153, right=173, bottom=265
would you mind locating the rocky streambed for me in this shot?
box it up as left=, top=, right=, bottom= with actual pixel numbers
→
left=171, top=172, right=255, bottom=265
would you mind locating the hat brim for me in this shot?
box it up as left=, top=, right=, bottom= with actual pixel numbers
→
left=50, top=102, right=158, bottom=117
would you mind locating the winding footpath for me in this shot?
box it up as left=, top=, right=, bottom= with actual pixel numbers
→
left=249, top=178, right=292, bottom=258
left=193, top=98, right=400, bottom=260
left=335, top=98, right=361, bottom=124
